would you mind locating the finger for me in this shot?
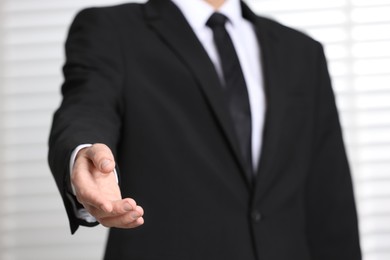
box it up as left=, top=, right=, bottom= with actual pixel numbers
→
left=86, top=198, right=139, bottom=219
left=85, top=143, right=116, bottom=173
left=99, top=212, right=145, bottom=229
left=77, top=189, right=114, bottom=213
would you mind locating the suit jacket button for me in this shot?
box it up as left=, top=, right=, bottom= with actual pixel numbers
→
left=251, top=211, right=262, bottom=222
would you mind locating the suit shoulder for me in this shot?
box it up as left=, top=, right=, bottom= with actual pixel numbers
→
left=256, top=15, right=322, bottom=47
left=73, top=3, right=144, bottom=24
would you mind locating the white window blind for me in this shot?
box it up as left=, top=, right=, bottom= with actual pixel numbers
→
left=0, top=1, right=143, bottom=260
left=0, top=0, right=389, bottom=260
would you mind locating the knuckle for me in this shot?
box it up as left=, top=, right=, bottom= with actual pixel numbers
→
left=136, top=217, right=145, bottom=226
left=110, top=208, right=119, bottom=216
left=98, top=202, right=110, bottom=213
left=89, top=144, right=114, bottom=167
left=92, top=143, right=109, bottom=155
left=136, top=206, right=144, bottom=216
left=74, top=147, right=90, bottom=163
left=126, top=218, right=143, bottom=228
left=124, top=198, right=136, bottom=208
left=119, top=216, right=127, bottom=226
left=120, top=214, right=133, bottom=226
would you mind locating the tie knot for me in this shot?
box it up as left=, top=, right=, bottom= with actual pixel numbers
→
left=206, top=12, right=228, bottom=29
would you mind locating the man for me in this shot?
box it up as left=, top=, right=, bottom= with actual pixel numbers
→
left=48, top=0, right=362, bottom=259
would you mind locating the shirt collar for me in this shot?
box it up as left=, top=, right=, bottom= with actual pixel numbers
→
left=170, top=0, right=243, bottom=30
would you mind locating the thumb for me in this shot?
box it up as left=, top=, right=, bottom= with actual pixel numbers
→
left=86, top=143, right=116, bottom=174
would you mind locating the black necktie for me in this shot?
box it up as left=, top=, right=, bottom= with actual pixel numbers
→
left=207, top=12, right=253, bottom=174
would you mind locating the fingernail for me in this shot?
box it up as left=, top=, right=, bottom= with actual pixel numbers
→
left=124, top=203, right=132, bottom=212
left=131, top=212, right=140, bottom=219
left=101, top=159, right=111, bottom=169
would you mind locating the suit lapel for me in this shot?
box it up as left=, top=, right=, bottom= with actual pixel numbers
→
left=144, top=0, right=252, bottom=186
left=242, top=3, right=288, bottom=197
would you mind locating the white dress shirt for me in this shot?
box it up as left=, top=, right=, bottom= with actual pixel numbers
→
left=171, top=0, right=266, bottom=170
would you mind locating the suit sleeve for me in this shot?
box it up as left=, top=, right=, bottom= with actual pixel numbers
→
left=305, top=43, right=362, bottom=259
left=48, top=8, right=124, bottom=234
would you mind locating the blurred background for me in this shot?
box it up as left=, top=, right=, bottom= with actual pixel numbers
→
left=0, top=0, right=389, bottom=259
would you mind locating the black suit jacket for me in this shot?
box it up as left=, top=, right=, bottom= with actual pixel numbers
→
left=48, top=1, right=362, bottom=259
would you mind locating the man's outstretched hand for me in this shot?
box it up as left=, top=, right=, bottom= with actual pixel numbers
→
left=71, top=143, right=144, bottom=228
